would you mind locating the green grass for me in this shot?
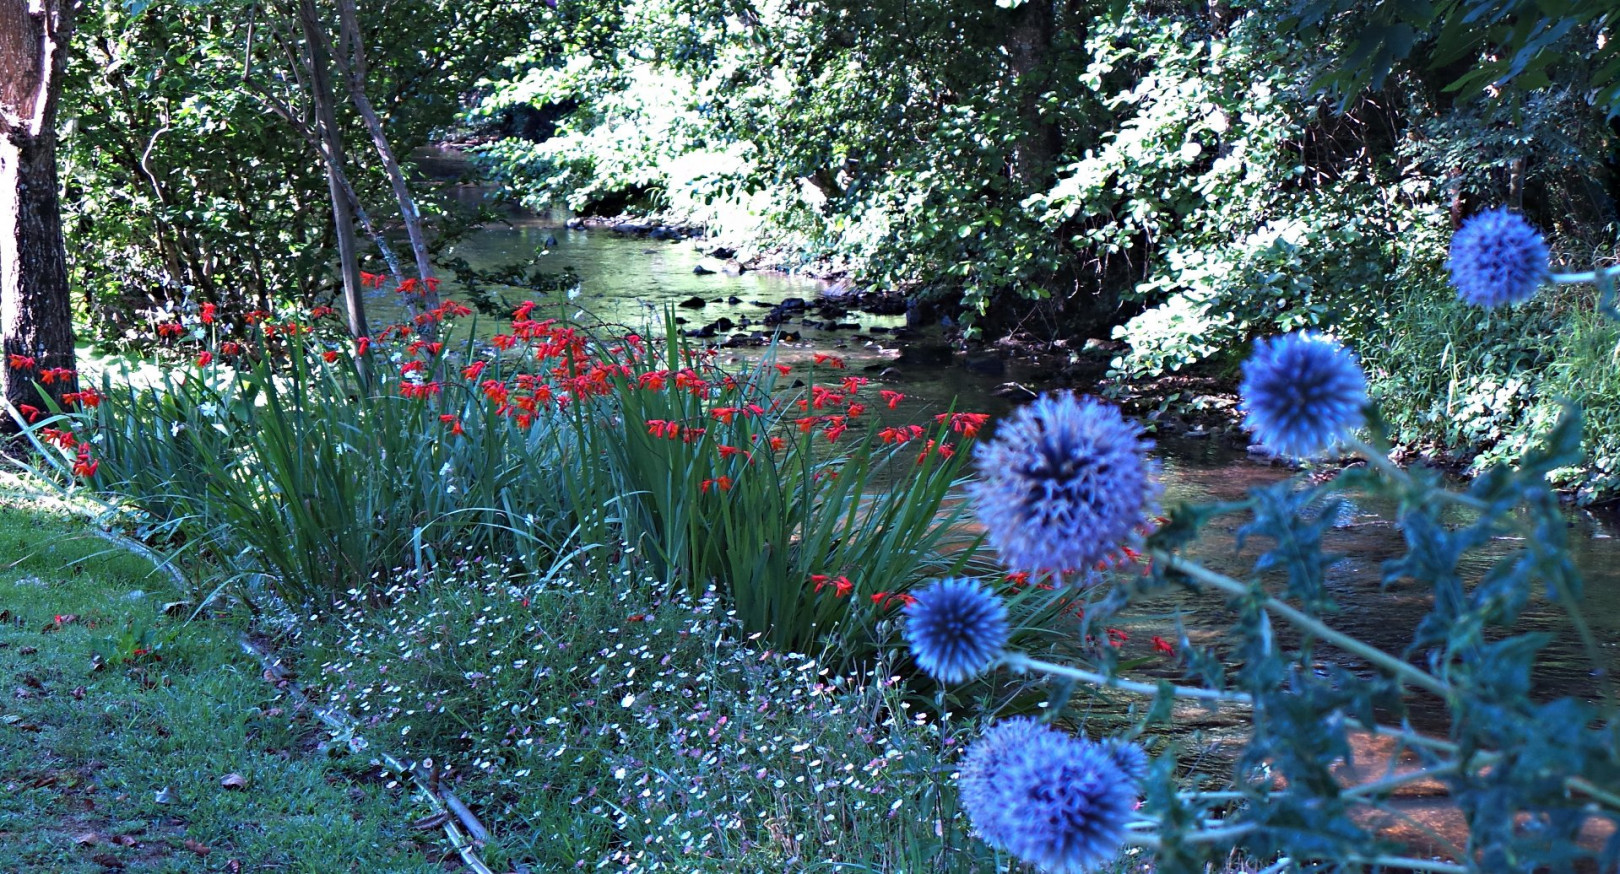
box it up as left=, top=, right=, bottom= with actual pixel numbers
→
left=0, top=497, right=442, bottom=873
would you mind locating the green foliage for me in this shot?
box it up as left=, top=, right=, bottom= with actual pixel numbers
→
left=60, top=0, right=550, bottom=344
left=587, top=323, right=980, bottom=657
left=1292, top=0, right=1620, bottom=117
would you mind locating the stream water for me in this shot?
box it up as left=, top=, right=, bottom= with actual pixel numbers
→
left=398, top=150, right=1620, bottom=738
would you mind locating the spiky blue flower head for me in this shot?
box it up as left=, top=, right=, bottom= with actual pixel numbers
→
left=1239, top=332, right=1368, bottom=459
left=1099, top=738, right=1149, bottom=783
left=958, top=722, right=1136, bottom=873
left=903, top=578, right=1009, bottom=683
left=957, top=718, right=1052, bottom=818
left=969, top=392, right=1158, bottom=574
left=1448, top=208, right=1549, bottom=308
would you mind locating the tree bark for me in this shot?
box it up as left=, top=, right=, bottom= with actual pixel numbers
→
left=1003, top=0, right=1061, bottom=187
left=1, top=0, right=81, bottom=422
left=334, top=0, right=439, bottom=330
left=295, top=0, right=369, bottom=347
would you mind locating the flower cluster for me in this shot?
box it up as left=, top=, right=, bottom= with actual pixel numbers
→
left=902, top=578, right=1008, bottom=683
left=969, top=392, right=1158, bottom=574
left=1238, top=332, right=1367, bottom=459
left=958, top=719, right=1141, bottom=872
left=1447, top=208, right=1548, bottom=308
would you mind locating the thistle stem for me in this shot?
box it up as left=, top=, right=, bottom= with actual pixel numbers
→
left=1001, top=652, right=1253, bottom=705
left=1121, top=822, right=1257, bottom=848
left=1346, top=855, right=1469, bottom=874
left=1549, top=265, right=1620, bottom=284
left=1344, top=438, right=1490, bottom=513
left=1158, top=554, right=1454, bottom=700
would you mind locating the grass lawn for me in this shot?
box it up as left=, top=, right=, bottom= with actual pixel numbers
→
left=0, top=496, right=444, bottom=873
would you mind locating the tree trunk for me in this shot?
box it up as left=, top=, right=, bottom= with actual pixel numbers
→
left=1, top=0, right=81, bottom=423
left=296, top=0, right=369, bottom=347
left=1003, top=0, right=1060, bottom=187
left=334, top=0, right=439, bottom=331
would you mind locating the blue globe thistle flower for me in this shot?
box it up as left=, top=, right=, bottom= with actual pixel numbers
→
left=1099, top=738, right=1149, bottom=783
left=903, top=578, right=1009, bottom=683
left=957, top=718, right=1052, bottom=820
left=969, top=392, right=1159, bottom=574
left=958, top=722, right=1136, bottom=872
left=1447, top=208, right=1549, bottom=308
left=1239, top=332, right=1367, bottom=459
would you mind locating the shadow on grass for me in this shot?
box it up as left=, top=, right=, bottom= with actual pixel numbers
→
left=0, top=496, right=443, bottom=874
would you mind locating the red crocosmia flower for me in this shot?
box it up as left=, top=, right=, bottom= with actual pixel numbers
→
left=936, top=412, right=991, bottom=439
left=310, top=305, right=333, bottom=319
left=16, top=404, right=40, bottom=422
left=8, top=354, right=36, bottom=370
left=220, top=341, right=242, bottom=356
left=69, top=388, right=102, bottom=409
left=1106, top=628, right=1129, bottom=648
left=480, top=379, right=509, bottom=405
left=461, top=361, right=488, bottom=379
left=244, top=309, right=270, bottom=324
left=355, top=337, right=371, bottom=355
left=425, top=277, right=442, bottom=294
left=840, top=376, right=868, bottom=394
left=322, top=350, right=341, bottom=363
left=155, top=322, right=184, bottom=338
left=513, top=300, right=538, bottom=320
left=398, top=381, right=442, bottom=400
left=871, top=592, right=916, bottom=609
left=700, top=476, right=733, bottom=493
left=824, top=419, right=848, bottom=442
left=491, top=334, right=519, bottom=351
left=717, top=444, right=749, bottom=461
left=439, top=414, right=465, bottom=436
left=401, top=360, right=427, bottom=375
left=40, top=427, right=75, bottom=449
left=1151, top=636, right=1176, bottom=656
left=774, top=364, right=793, bottom=376
left=441, top=302, right=472, bottom=318
left=360, top=271, right=381, bottom=288
left=812, top=353, right=845, bottom=369
left=769, top=436, right=786, bottom=451
left=639, top=370, right=669, bottom=391
left=196, top=351, right=213, bottom=367
left=710, top=406, right=739, bottom=424
left=200, top=302, right=217, bottom=324
left=845, top=403, right=867, bottom=419
left=71, top=450, right=98, bottom=479
left=813, top=575, right=852, bottom=597
left=396, top=277, right=422, bottom=295
left=1004, top=571, right=1031, bottom=589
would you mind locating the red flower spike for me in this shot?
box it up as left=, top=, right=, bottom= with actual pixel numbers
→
left=8, top=354, right=36, bottom=370
left=774, top=364, right=793, bottom=376
left=879, top=390, right=904, bottom=409
left=200, top=303, right=217, bottom=324
left=16, top=404, right=40, bottom=422
left=1151, top=636, right=1176, bottom=656
left=196, top=351, right=213, bottom=367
